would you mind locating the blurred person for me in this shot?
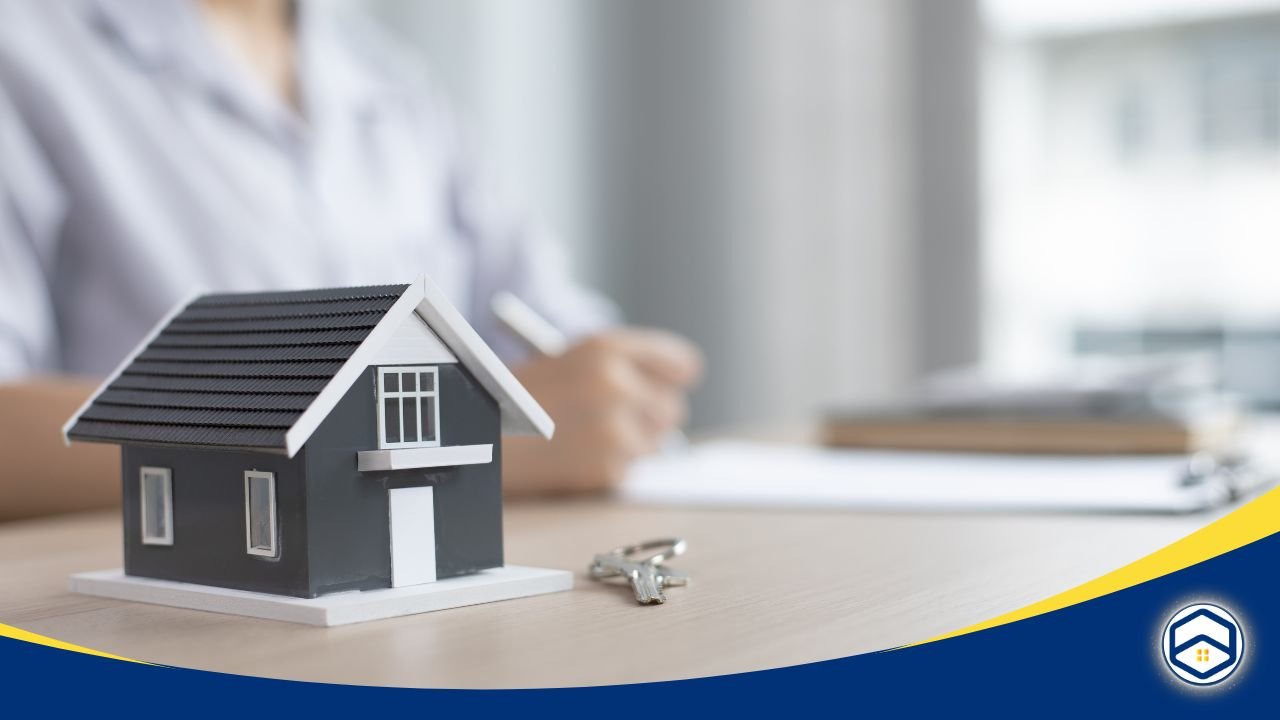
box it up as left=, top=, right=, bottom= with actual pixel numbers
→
left=0, top=0, right=702, bottom=521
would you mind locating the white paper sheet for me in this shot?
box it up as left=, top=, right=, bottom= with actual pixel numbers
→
left=620, top=442, right=1236, bottom=513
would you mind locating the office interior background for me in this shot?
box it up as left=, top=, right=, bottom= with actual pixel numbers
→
left=371, top=0, right=1280, bottom=431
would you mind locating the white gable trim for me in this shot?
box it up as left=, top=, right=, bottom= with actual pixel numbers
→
left=62, top=290, right=202, bottom=446
left=413, top=277, right=555, bottom=439
left=282, top=282, right=427, bottom=457
left=283, top=277, right=553, bottom=457
left=368, top=312, right=457, bottom=366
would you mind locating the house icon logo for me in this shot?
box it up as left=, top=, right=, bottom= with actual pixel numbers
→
left=1161, top=603, right=1244, bottom=686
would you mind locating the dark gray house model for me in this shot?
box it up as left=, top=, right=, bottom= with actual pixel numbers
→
left=63, top=278, right=554, bottom=600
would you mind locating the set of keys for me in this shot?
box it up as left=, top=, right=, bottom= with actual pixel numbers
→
left=589, top=538, right=689, bottom=605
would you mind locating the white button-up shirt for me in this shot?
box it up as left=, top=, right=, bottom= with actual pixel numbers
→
left=0, top=0, right=613, bottom=379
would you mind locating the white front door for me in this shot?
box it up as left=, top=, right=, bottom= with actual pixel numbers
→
left=389, top=486, right=438, bottom=587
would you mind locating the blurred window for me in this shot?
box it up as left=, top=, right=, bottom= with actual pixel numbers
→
left=980, top=0, right=1280, bottom=397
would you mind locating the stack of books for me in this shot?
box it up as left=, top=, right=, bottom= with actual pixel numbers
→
left=825, top=359, right=1242, bottom=454
left=823, top=404, right=1241, bottom=455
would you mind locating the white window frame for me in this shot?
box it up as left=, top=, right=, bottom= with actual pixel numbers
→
left=244, top=470, right=278, bottom=558
left=376, top=366, right=442, bottom=450
left=139, top=466, right=173, bottom=546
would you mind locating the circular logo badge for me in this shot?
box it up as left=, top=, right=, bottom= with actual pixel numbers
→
left=1161, top=603, right=1244, bottom=686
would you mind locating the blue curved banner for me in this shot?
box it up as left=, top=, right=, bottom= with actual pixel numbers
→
left=3, top=529, right=1275, bottom=716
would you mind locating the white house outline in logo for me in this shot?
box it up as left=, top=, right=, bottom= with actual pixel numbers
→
left=1161, top=603, right=1244, bottom=686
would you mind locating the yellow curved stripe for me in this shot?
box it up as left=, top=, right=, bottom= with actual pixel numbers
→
left=912, top=483, right=1280, bottom=647
left=0, top=623, right=142, bottom=663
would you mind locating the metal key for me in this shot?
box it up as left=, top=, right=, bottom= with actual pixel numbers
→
left=590, top=554, right=668, bottom=604
left=589, top=538, right=689, bottom=605
left=588, top=550, right=675, bottom=602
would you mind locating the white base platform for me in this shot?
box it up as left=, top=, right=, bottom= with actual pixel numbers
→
left=69, top=566, right=574, bottom=627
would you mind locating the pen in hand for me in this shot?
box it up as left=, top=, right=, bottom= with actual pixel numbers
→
left=491, top=292, right=690, bottom=452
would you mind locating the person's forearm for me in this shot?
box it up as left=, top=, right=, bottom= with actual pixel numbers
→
left=0, top=377, right=119, bottom=522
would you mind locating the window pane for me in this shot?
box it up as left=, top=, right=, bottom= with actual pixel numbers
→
left=403, top=396, right=419, bottom=443
left=142, top=472, right=166, bottom=540
left=421, top=396, right=437, bottom=442
left=384, top=397, right=400, bottom=444
left=376, top=367, right=440, bottom=447
left=247, top=475, right=273, bottom=552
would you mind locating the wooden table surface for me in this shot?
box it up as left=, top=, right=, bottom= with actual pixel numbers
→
left=0, top=495, right=1227, bottom=688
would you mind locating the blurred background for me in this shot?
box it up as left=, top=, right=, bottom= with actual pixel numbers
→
left=368, top=0, right=1280, bottom=432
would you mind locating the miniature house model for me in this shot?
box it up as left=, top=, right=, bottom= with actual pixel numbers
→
left=64, top=279, right=564, bottom=616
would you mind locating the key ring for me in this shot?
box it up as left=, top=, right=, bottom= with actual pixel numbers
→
left=601, top=537, right=687, bottom=566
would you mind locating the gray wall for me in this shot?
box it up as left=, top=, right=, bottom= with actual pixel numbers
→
left=908, top=0, right=983, bottom=375
left=121, top=445, right=310, bottom=596
left=584, top=0, right=927, bottom=426
left=303, top=363, right=503, bottom=595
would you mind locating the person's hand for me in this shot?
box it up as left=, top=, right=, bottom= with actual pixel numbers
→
left=503, top=328, right=703, bottom=495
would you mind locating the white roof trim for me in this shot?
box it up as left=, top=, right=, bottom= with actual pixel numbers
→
left=413, top=276, right=555, bottom=439
left=61, top=290, right=203, bottom=446
left=282, top=282, right=427, bottom=457
left=369, top=312, right=457, bottom=366
left=284, top=276, right=552, bottom=457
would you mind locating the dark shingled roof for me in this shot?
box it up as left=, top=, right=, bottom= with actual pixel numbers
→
left=66, top=284, right=411, bottom=451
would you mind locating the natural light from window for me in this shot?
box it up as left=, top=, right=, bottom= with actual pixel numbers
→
left=981, top=0, right=1280, bottom=389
